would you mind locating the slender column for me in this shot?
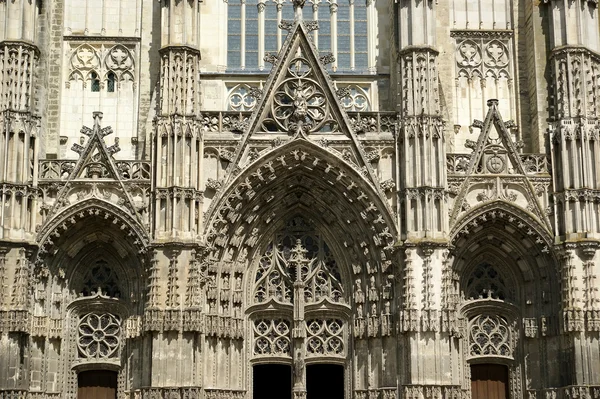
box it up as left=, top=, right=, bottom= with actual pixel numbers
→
left=546, top=0, right=600, bottom=387
left=154, top=0, right=203, bottom=242
left=258, top=2, right=266, bottom=70
left=395, top=0, right=453, bottom=393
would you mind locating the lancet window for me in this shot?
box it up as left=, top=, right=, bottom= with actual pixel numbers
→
left=226, top=0, right=371, bottom=72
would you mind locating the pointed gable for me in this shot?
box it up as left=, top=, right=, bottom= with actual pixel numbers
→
left=465, top=99, right=525, bottom=175
left=224, top=21, right=380, bottom=187
left=450, top=99, right=551, bottom=227
left=46, top=112, right=141, bottom=221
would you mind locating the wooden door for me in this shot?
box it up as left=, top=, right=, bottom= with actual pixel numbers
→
left=471, top=364, right=509, bottom=399
left=78, top=370, right=117, bottom=399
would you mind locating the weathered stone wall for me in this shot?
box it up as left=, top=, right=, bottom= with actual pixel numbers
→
left=0, top=0, right=600, bottom=397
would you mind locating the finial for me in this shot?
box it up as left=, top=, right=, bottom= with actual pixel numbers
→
left=292, top=0, right=305, bottom=21
left=487, top=99, right=499, bottom=107
left=93, top=111, right=103, bottom=127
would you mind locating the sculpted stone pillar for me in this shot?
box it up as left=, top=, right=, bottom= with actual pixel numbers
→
left=0, top=2, right=41, bottom=393
left=395, top=0, right=456, bottom=395
left=0, top=0, right=42, bottom=241
left=546, top=0, right=600, bottom=388
left=146, top=0, right=207, bottom=393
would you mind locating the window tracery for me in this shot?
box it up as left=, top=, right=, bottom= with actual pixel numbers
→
left=77, top=313, right=121, bottom=360
left=251, top=217, right=347, bottom=364
left=227, top=84, right=260, bottom=111
left=253, top=318, right=292, bottom=356
left=464, top=262, right=513, bottom=302
left=68, top=43, right=135, bottom=90
left=226, top=0, right=370, bottom=72
left=253, top=217, right=344, bottom=305
left=305, top=319, right=344, bottom=357
left=80, top=260, right=121, bottom=298
left=468, top=314, right=513, bottom=359
left=338, top=84, right=371, bottom=111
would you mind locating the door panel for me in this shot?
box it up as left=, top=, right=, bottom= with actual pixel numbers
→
left=78, top=370, right=117, bottom=399
left=471, top=364, right=509, bottom=399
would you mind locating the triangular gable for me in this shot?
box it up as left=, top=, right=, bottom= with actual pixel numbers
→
left=450, top=100, right=550, bottom=225
left=465, top=99, right=525, bottom=175
left=223, top=21, right=380, bottom=187
left=46, top=112, right=141, bottom=221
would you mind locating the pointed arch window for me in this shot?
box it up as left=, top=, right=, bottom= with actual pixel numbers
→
left=90, top=72, right=100, bottom=92
left=107, top=72, right=116, bottom=92
left=80, top=260, right=121, bottom=298
left=253, top=218, right=344, bottom=305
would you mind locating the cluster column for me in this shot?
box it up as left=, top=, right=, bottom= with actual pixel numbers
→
left=394, top=0, right=459, bottom=396
left=0, top=0, right=43, bottom=395
left=546, top=0, right=600, bottom=388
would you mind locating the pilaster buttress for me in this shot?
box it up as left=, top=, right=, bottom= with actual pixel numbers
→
left=0, top=0, right=43, bottom=393
left=546, top=0, right=600, bottom=386
left=146, top=0, right=205, bottom=390
left=395, top=0, right=456, bottom=394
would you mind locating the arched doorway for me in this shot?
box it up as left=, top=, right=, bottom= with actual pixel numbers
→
left=248, top=216, right=350, bottom=398
left=78, top=370, right=117, bottom=399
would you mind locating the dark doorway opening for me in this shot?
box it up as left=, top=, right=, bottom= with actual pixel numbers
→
left=78, top=370, right=117, bottom=399
left=306, top=364, right=344, bottom=399
left=471, top=364, right=509, bottom=399
left=253, top=364, right=292, bottom=399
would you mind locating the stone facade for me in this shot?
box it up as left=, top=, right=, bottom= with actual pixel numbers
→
left=0, top=0, right=600, bottom=398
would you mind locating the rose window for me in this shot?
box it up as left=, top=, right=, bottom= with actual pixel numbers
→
left=261, top=55, right=337, bottom=134
left=77, top=313, right=121, bottom=359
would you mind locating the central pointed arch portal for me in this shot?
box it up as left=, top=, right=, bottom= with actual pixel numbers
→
left=205, top=139, right=398, bottom=398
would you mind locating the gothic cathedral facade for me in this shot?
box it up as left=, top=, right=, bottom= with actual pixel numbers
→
left=0, top=0, right=600, bottom=398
